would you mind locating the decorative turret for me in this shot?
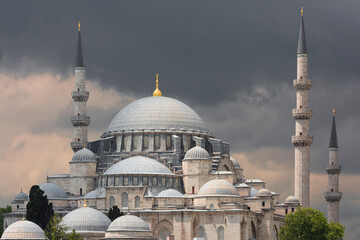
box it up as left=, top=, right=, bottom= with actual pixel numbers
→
left=325, top=108, right=342, bottom=223
left=292, top=7, right=313, bottom=208
left=70, top=22, right=90, bottom=152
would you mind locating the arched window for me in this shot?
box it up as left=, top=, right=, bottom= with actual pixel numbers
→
left=135, top=196, right=140, bottom=208
left=143, top=177, right=148, bottom=186
left=217, top=226, right=224, bottom=240
left=109, top=196, right=115, bottom=208
left=121, top=192, right=128, bottom=208
left=115, top=177, right=120, bottom=186
left=133, top=177, right=138, bottom=186
left=153, top=177, right=158, bottom=186
left=198, top=226, right=205, bottom=238
left=210, top=204, right=215, bottom=211
left=159, top=229, right=171, bottom=240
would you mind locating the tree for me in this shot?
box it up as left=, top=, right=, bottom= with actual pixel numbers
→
left=108, top=205, right=124, bottom=221
left=0, top=206, right=11, bottom=236
left=26, top=185, right=54, bottom=229
left=45, top=214, right=83, bottom=240
left=279, top=208, right=345, bottom=240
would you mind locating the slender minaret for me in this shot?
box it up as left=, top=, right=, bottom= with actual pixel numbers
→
left=70, top=22, right=90, bottom=152
left=325, top=108, right=342, bottom=223
left=291, top=7, right=313, bottom=208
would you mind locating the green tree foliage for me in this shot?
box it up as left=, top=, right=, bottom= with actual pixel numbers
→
left=0, top=206, right=11, bottom=236
left=280, top=208, right=345, bottom=240
left=45, top=214, right=83, bottom=240
left=108, top=205, right=124, bottom=221
left=26, top=185, right=54, bottom=229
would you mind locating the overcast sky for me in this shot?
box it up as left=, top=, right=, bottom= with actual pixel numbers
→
left=0, top=1, right=359, bottom=239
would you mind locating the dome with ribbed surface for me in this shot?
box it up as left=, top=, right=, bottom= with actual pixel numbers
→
left=104, top=156, right=173, bottom=176
left=284, top=195, right=300, bottom=204
left=198, top=179, right=239, bottom=196
left=72, top=148, right=97, bottom=163
left=256, top=188, right=272, bottom=197
left=107, top=215, right=150, bottom=232
left=85, top=187, right=106, bottom=199
left=1, top=219, right=45, bottom=240
left=61, top=207, right=111, bottom=233
left=13, top=191, right=28, bottom=202
left=157, top=189, right=183, bottom=198
left=103, top=96, right=211, bottom=136
left=184, top=146, right=210, bottom=160
left=39, top=182, right=67, bottom=199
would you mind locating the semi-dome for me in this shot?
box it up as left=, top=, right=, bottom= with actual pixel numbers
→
left=72, top=148, right=97, bottom=163
left=103, top=96, right=211, bottom=136
left=61, top=207, right=111, bottom=233
left=230, top=157, right=241, bottom=169
left=250, top=187, right=258, bottom=197
left=104, top=156, right=173, bottom=176
left=198, top=179, right=239, bottom=196
left=1, top=219, right=45, bottom=240
left=39, top=182, right=67, bottom=199
left=107, top=215, right=151, bottom=232
left=284, top=195, right=300, bottom=204
left=157, top=189, right=183, bottom=198
left=184, top=146, right=211, bottom=160
left=13, top=190, right=28, bottom=202
left=256, top=188, right=272, bottom=197
left=85, top=187, right=106, bottom=199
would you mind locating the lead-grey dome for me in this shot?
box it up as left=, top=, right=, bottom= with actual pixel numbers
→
left=1, top=219, right=45, bottom=240
left=230, top=157, right=241, bottom=169
left=72, top=148, right=97, bottom=163
left=107, top=215, right=151, bottom=232
left=13, top=190, right=28, bottom=202
left=39, top=183, right=67, bottom=199
left=257, top=188, right=272, bottom=197
left=198, top=179, right=239, bottom=196
left=61, top=207, right=111, bottom=233
left=284, top=195, right=300, bottom=204
left=104, top=96, right=211, bottom=136
left=184, top=146, right=210, bottom=160
left=157, top=189, right=183, bottom=198
left=104, top=156, right=173, bottom=176
left=85, top=187, right=106, bottom=199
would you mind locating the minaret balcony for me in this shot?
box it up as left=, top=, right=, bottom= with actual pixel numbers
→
left=70, top=115, right=90, bottom=127
left=292, top=108, right=312, bottom=120
left=326, top=165, right=342, bottom=174
left=324, top=191, right=342, bottom=202
left=291, top=135, right=313, bottom=147
left=72, top=91, right=89, bottom=102
left=293, top=79, right=312, bottom=91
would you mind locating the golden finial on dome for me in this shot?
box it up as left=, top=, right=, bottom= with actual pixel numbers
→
left=333, top=107, right=335, bottom=116
left=301, top=7, right=304, bottom=16
left=78, top=21, right=81, bottom=31
left=83, top=197, right=88, bottom=207
left=153, top=73, right=162, bottom=97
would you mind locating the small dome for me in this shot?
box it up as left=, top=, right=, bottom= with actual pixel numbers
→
left=284, top=196, right=300, bottom=204
left=104, top=156, right=173, bottom=176
left=157, top=189, right=183, bottom=198
left=85, top=187, right=106, bottom=199
left=72, top=148, right=97, bottom=163
left=1, top=219, right=45, bottom=240
left=256, top=188, right=272, bottom=197
left=13, top=190, right=28, bottom=202
left=107, top=215, right=151, bottom=232
left=184, top=146, right=210, bottom=160
left=39, top=183, right=67, bottom=199
left=61, top=207, right=111, bottom=233
left=230, top=157, right=241, bottom=169
left=250, top=187, right=258, bottom=197
left=198, top=179, right=239, bottom=196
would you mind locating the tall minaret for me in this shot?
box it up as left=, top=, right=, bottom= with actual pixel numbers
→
left=291, top=7, right=313, bottom=208
left=70, top=22, right=90, bottom=152
left=325, top=108, right=342, bottom=223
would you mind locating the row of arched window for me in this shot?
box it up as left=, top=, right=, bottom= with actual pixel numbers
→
left=97, top=175, right=179, bottom=188
left=196, top=226, right=224, bottom=240
left=109, top=194, right=141, bottom=209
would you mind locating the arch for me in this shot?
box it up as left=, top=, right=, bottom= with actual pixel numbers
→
left=121, top=192, right=128, bottom=208
left=135, top=196, right=140, bottom=208
left=109, top=196, right=115, bottom=208
left=217, top=226, right=224, bottom=240
left=249, top=221, right=256, bottom=239
left=241, top=220, right=247, bottom=240
left=273, top=225, right=279, bottom=240
left=154, top=220, right=173, bottom=240
left=198, top=226, right=205, bottom=238
left=209, top=204, right=215, bottom=211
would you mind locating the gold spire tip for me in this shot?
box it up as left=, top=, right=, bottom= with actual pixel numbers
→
left=153, top=73, right=162, bottom=96
left=333, top=107, right=335, bottom=116
left=83, top=197, right=88, bottom=207
left=78, top=21, right=81, bottom=31
left=301, top=7, right=304, bottom=16
left=83, top=144, right=86, bottom=149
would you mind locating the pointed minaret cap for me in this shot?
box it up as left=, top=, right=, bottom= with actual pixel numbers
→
left=329, top=107, right=338, bottom=148
left=153, top=73, right=162, bottom=96
left=75, top=21, right=85, bottom=67
left=297, top=7, right=307, bottom=54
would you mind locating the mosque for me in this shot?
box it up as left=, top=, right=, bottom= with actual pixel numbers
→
left=2, top=9, right=341, bottom=240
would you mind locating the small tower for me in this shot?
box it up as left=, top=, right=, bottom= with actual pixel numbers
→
left=70, top=22, right=90, bottom=152
left=291, top=7, right=313, bottom=207
left=325, top=108, right=342, bottom=223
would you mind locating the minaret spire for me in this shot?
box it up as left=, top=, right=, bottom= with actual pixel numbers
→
left=70, top=22, right=90, bottom=152
left=153, top=73, right=162, bottom=96
left=292, top=8, right=313, bottom=208
left=325, top=108, right=342, bottom=223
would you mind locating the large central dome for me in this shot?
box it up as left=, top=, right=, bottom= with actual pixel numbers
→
left=104, top=96, right=211, bottom=136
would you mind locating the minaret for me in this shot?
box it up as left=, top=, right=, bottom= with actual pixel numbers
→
left=70, top=22, right=90, bottom=152
left=291, top=7, right=313, bottom=207
left=325, top=108, right=342, bottom=223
